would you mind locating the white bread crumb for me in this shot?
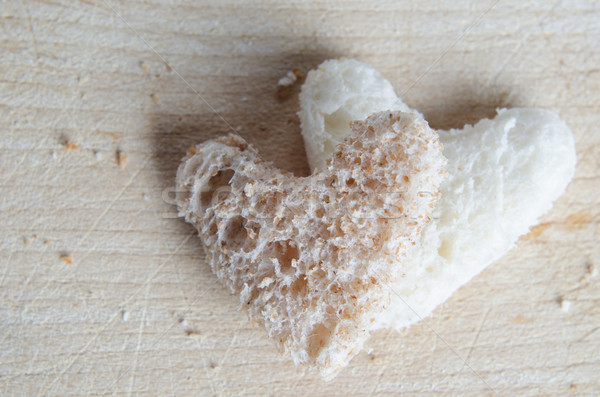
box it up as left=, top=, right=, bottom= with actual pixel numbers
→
left=560, top=298, right=572, bottom=312
left=176, top=111, right=446, bottom=379
left=300, top=59, right=577, bottom=331
left=278, top=70, right=298, bottom=86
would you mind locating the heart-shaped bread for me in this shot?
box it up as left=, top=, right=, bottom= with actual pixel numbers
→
left=176, top=111, right=446, bottom=378
left=298, top=58, right=577, bottom=330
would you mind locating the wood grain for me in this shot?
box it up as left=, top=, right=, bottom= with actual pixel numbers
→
left=1, top=0, right=599, bottom=395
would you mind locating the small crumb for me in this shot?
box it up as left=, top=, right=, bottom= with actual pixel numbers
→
left=570, top=384, right=578, bottom=390
left=140, top=61, right=148, bottom=72
left=150, top=93, right=159, bottom=103
left=278, top=70, right=298, bottom=86
left=60, top=254, right=73, bottom=264
left=142, top=193, right=148, bottom=201
left=51, top=151, right=57, bottom=160
left=278, top=68, right=303, bottom=86
left=65, top=142, right=80, bottom=151
left=275, top=68, right=304, bottom=100
left=44, top=240, right=51, bottom=247
left=23, top=237, right=31, bottom=246
left=165, top=63, right=172, bottom=72
left=185, top=329, right=201, bottom=337
left=559, top=297, right=572, bottom=312
left=94, top=151, right=102, bottom=161
left=580, top=263, right=598, bottom=284
left=116, top=150, right=127, bottom=168
left=178, top=317, right=188, bottom=328
left=121, top=309, right=129, bottom=322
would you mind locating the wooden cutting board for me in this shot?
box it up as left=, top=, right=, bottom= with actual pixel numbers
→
left=1, top=1, right=598, bottom=395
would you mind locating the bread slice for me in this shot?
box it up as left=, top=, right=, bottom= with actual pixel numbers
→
left=176, top=111, right=446, bottom=379
left=299, top=59, right=577, bottom=330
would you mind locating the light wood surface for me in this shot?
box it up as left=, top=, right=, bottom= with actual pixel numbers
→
left=1, top=1, right=599, bottom=395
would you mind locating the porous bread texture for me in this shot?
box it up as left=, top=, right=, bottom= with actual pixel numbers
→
left=176, top=111, right=446, bottom=379
left=300, top=59, right=577, bottom=331
left=298, top=58, right=420, bottom=171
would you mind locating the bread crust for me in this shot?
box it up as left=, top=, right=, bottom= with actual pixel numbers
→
left=176, top=111, right=446, bottom=378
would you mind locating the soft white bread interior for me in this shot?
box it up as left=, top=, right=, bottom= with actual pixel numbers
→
left=176, top=111, right=446, bottom=378
left=298, top=58, right=420, bottom=171
left=300, top=59, right=577, bottom=330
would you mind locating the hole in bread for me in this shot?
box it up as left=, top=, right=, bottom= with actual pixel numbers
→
left=270, top=240, right=299, bottom=275
left=438, top=239, right=453, bottom=260
left=220, top=216, right=248, bottom=251
left=290, top=275, right=308, bottom=296
left=324, top=108, right=352, bottom=138
left=200, top=169, right=235, bottom=208
left=314, top=207, right=325, bottom=218
left=307, top=323, right=332, bottom=360
left=311, top=268, right=326, bottom=281
left=207, top=220, right=218, bottom=236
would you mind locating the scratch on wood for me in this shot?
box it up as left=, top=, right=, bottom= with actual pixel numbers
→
left=97, top=279, right=214, bottom=393
left=77, top=156, right=151, bottom=248
left=459, top=308, right=490, bottom=375
left=400, top=0, right=500, bottom=97
left=428, top=303, right=445, bottom=376
left=194, top=338, right=219, bottom=396
left=579, top=327, right=600, bottom=342
left=18, top=0, right=39, bottom=60
left=482, top=0, right=563, bottom=94
left=36, top=232, right=195, bottom=395
left=128, top=283, right=150, bottom=397
left=3, top=135, right=50, bottom=184
left=0, top=252, right=12, bottom=289
left=218, top=333, right=238, bottom=368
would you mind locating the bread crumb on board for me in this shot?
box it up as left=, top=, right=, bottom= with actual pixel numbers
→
left=275, top=68, right=304, bottom=100
left=65, top=142, right=80, bottom=151
left=278, top=68, right=303, bottom=86
left=559, top=297, right=572, bottom=312
left=116, top=149, right=128, bottom=168
left=60, top=254, right=73, bottom=264
left=580, top=262, right=598, bottom=284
